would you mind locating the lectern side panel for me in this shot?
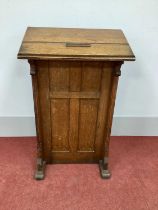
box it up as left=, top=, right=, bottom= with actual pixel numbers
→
left=95, top=64, right=113, bottom=159
left=36, top=61, right=52, bottom=163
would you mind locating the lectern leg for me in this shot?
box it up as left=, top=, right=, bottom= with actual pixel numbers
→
left=99, top=158, right=111, bottom=179
left=34, top=158, right=46, bottom=180
left=99, top=63, right=123, bottom=179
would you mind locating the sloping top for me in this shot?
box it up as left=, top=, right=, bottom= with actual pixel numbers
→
left=17, top=27, right=135, bottom=61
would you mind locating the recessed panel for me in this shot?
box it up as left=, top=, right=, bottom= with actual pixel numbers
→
left=78, top=99, right=99, bottom=151
left=49, top=61, right=69, bottom=91
left=51, top=99, right=70, bottom=151
left=69, top=62, right=82, bottom=92
left=81, top=62, right=102, bottom=91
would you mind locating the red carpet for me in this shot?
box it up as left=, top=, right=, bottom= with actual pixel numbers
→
left=0, top=137, right=158, bottom=210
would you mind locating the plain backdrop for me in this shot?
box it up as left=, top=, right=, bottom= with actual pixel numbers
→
left=0, top=0, right=158, bottom=135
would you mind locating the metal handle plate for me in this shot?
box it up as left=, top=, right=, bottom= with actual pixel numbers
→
left=65, top=42, right=91, bottom=47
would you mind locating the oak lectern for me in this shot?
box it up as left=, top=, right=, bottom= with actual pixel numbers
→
left=18, top=27, right=135, bottom=180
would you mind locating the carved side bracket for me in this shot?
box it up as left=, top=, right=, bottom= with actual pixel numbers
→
left=114, top=61, right=124, bottom=77
left=115, top=69, right=121, bottom=77
left=28, top=60, right=36, bottom=75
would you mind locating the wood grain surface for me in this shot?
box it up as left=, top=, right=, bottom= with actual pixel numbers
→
left=30, top=60, right=122, bottom=164
left=18, top=27, right=135, bottom=61
left=18, top=27, right=135, bottom=179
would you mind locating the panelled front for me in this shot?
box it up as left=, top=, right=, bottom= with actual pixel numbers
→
left=36, top=61, right=113, bottom=163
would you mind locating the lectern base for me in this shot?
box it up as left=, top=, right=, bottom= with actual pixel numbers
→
left=99, top=160, right=111, bottom=179
left=34, top=158, right=46, bottom=180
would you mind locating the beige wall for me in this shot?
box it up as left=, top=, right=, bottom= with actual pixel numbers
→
left=0, top=0, right=158, bottom=135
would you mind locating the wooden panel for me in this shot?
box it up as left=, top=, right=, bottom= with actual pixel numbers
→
left=78, top=99, right=98, bottom=151
left=35, top=60, right=115, bottom=163
left=81, top=62, right=102, bottom=91
left=69, top=62, right=81, bottom=92
left=51, top=99, right=70, bottom=151
left=49, top=61, right=69, bottom=91
left=18, top=42, right=135, bottom=60
left=69, top=99, right=79, bottom=152
left=36, top=61, right=52, bottom=162
left=22, top=27, right=129, bottom=44
left=50, top=91, right=100, bottom=99
left=95, top=63, right=113, bottom=159
left=30, top=61, right=43, bottom=160
left=102, top=62, right=123, bottom=158
left=51, top=152, right=99, bottom=163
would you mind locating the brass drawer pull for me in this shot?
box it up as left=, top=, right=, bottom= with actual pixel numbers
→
left=65, top=42, right=91, bottom=47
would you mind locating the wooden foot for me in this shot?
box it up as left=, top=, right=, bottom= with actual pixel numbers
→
left=34, top=158, right=46, bottom=180
left=99, top=160, right=111, bottom=179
